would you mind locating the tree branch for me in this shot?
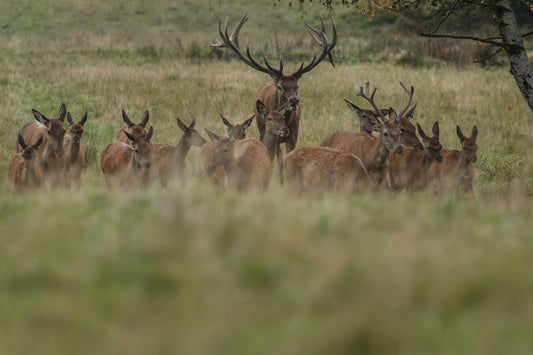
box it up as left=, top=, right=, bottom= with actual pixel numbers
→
left=418, top=32, right=503, bottom=46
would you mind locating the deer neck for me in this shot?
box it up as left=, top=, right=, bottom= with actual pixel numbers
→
left=373, top=136, right=391, bottom=166
left=261, top=132, right=278, bottom=162
left=67, top=141, right=81, bottom=165
left=174, top=136, right=192, bottom=169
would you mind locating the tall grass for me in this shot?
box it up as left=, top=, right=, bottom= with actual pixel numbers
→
left=1, top=1, right=533, bottom=354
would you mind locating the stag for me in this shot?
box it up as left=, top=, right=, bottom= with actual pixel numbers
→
left=204, top=132, right=272, bottom=192
left=151, top=118, right=207, bottom=188
left=117, top=110, right=149, bottom=144
left=284, top=146, right=373, bottom=195
left=212, top=14, right=337, bottom=154
left=389, top=122, right=443, bottom=191
left=101, top=126, right=154, bottom=191
left=9, top=135, right=44, bottom=192
left=320, top=82, right=410, bottom=188
left=63, top=112, right=88, bottom=189
left=201, top=114, right=254, bottom=187
left=17, top=103, right=67, bottom=187
left=430, top=125, right=478, bottom=195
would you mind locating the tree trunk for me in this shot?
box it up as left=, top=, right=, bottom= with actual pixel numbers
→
left=494, top=0, right=533, bottom=113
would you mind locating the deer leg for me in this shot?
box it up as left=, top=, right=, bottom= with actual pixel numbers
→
left=276, top=144, right=284, bottom=186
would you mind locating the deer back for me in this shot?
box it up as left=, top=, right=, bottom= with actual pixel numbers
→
left=284, top=146, right=372, bottom=195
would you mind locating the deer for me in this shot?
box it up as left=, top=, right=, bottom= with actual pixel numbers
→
left=212, top=14, right=337, bottom=155
left=284, top=146, right=373, bottom=195
left=117, top=110, right=149, bottom=144
left=319, top=82, right=409, bottom=188
left=346, top=83, right=424, bottom=151
left=204, top=131, right=272, bottom=192
left=8, top=134, right=44, bottom=192
left=16, top=103, right=67, bottom=188
left=63, top=111, right=88, bottom=189
left=201, top=114, right=254, bottom=187
left=255, top=99, right=296, bottom=184
left=430, top=125, right=478, bottom=195
left=101, top=126, right=154, bottom=191
left=151, top=118, right=207, bottom=188
left=389, top=121, right=443, bottom=192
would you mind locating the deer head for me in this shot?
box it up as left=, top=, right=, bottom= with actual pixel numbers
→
left=19, top=134, right=43, bottom=162
left=418, top=122, right=443, bottom=163
left=122, top=110, right=150, bottom=140
left=124, top=126, right=154, bottom=169
left=457, top=125, right=478, bottom=163
left=256, top=100, right=289, bottom=138
left=204, top=130, right=234, bottom=173
left=67, top=111, right=88, bottom=144
left=212, top=14, right=337, bottom=104
left=219, top=114, right=254, bottom=140
left=176, top=118, right=207, bottom=147
left=32, top=103, right=66, bottom=156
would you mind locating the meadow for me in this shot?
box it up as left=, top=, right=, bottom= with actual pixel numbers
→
left=1, top=0, right=533, bottom=354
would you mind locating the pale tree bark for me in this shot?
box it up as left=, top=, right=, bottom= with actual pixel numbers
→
left=494, top=0, right=533, bottom=113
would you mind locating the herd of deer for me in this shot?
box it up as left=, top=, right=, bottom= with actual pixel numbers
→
left=7, top=14, right=478, bottom=196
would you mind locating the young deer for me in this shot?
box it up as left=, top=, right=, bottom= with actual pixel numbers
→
left=17, top=103, right=67, bottom=187
left=389, top=122, right=443, bottom=191
left=9, top=135, right=44, bottom=192
left=255, top=99, right=295, bottom=184
left=320, top=82, right=405, bottom=188
left=284, top=146, right=373, bottom=195
left=431, top=125, right=478, bottom=195
left=151, top=118, right=207, bottom=188
left=63, top=112, right=88, bottom=189
left=101, top=126, right=154, bottom=191
left=204, top=132, right=272, bottom=192
left=117, top=110, right=149, bottom=144
left=201, top=114, right=254, bottom=187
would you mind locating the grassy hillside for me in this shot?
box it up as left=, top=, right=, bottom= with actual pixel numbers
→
left=1, top=1, right=533, bottom=354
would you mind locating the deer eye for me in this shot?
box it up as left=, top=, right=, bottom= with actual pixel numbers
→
left=384, top=132, right=389, bottom=137
left=400, top=128, right=406, bottom=132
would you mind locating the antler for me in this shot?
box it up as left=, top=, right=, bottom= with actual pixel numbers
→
left=356, top=82, right=388, bottom=123
left=211, top=14, right=283, bottom=79
left=291, top=16, right=338, bottom=78
left=398, top=82, right=415, bottom=119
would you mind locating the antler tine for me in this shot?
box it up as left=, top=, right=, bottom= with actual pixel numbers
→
left=292, top=15, right=337, bottom=77
left=398, top=81, right=415, bottom=119
left=356, top=82, right=387, bottom=122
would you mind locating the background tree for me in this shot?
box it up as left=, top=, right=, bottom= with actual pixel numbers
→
left=276, top=0, right=533, bottom=113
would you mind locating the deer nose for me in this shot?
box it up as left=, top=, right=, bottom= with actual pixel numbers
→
left=415, top=143, right=424, bottom=151
left=395, top=146, right=403, bottom=153
left=436, top=155, right=443, bottom=163
left=280, top=128, right=290, bottom=137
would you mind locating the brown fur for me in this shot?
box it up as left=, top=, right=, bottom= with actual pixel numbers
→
left=430, top=125, right=478, bottom=195
left=16, top=103, right=66, bottom=187
left=63, top=112, right=88, bottom=189
left=101, top=126, right=154, bottom=191
left=117, top=110, right=149, bottom=144
left=8, top=135, right=44, bottom=192
left=284, top=146, right=373, bottom=195
left=151, top=118, right=207, bottom=188
left=320, top=109, right=403, bottom=188
left=205, top=135, right=272, bottom=192
left=389, top=122, right=443, bottom=191
left=200, top=114, right=254, bottom=187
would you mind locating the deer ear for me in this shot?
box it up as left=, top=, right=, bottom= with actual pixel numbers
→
left=176, top=117, right=187, bottom=132
left=34, top=135, right=44, bottom=149
left=417, top=123, right=427, bottom=140
left=58, top=103, right=67, bottom=122
left=140, top=111, right=150, bottom=128
left=80, top=112, right=88, bottom=126
left=404, top=104, right=417, bottom=120
left=241, top=115, right=255, bottom=130
left=18, top=134, right=27, bottom=150
left=145, top=126, right=154, bottom=141
left=123, top=130, right=136, bottom=145
left=432, top=121, right=439, bottom=138
left=472, top=125, right=478, bottom=140
left=388, top=108, right=399, bottom=123
left=122, top=110, right=134, bottom=127
left=219, top=114, right=233, bottom=131
left=456, top=125, right=465, bottom=143
left=255, top=100, right=266, bottom=115
left=67, top=112, right=74, bottom=126
left=189, top=119, right=196, bottom=129
left=204, top=128, right=220, bottom=142
left=32, top=109, right=49, bottom=125
left=344, top=99, right=362, bottom=114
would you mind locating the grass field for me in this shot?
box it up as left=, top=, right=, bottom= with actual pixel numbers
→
left=1, top=1, right=533, bottom=354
